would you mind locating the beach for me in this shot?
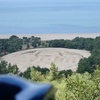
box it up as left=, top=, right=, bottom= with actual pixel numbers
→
left=0, top=33, right=100, bottom=40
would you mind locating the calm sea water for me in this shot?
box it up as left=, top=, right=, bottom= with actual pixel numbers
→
left=0, top=0, right=100, bottom=34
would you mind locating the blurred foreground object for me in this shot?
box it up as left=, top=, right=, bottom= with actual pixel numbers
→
left=0, top=75, right=55, bottom=100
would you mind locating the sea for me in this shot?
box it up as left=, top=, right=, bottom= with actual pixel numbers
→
left=0, top=0, right=100, bottom=34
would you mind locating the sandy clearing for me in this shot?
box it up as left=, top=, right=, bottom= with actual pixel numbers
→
left=1, top=48, right=91, bottom=72
left=0, top=33, right=100, bottom=40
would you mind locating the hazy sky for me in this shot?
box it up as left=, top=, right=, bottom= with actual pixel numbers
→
left=0, top=0, right=100, bottom=34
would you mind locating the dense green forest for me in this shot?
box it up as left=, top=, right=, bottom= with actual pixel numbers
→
left=0, top=35, right=100, bottom=99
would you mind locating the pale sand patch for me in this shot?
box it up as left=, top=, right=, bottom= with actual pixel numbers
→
left=0, top=33, right=100, bottom=40
left=1, top=48, right=91, bottom=72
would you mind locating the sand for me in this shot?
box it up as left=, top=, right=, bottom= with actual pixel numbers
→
left=1, top=48, right=91, bottom=72
left=0, top=33, right=100, bottom=40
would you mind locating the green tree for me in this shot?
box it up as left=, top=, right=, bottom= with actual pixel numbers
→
left=30, top=36, right=41, bottom=48
left=65, top=73, right=100, bottom=100
left=50, top=63, right=59, bottom=81
left=59, top=69, right=73, bottom=78
left=7, top=35, right=23, bottom=52
left=0, top=61, right=8, bottom=74
left=29, top=67, right=44, bottom=82
left=77, top=58, right=95, bottom=73
left=8, top=63, right=19, bottom=74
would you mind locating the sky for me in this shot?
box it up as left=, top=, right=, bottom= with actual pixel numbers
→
left=0, top=0, right=100, bottom=34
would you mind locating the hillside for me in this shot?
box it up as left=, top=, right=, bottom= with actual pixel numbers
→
left=1, top=48, right=91, bottom=72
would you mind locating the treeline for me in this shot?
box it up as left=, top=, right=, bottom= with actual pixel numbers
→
left=21, top=63, right=73, bottom=80
left=48, top=37, right=100, bottom=52
left=0, top=35, right=41, bottom=56
left=0, top=61, right=73, bottom=80
left=0, top=35, right=23, bottom=54
left=0, top=35, right=100, bottom=54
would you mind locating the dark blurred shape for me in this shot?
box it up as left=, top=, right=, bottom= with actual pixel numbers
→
left=0, top=75, right=55, bottom=100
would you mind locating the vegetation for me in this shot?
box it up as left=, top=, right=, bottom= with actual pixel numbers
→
left=16, top=66, right=100, bottom=100
left=0, top=61, right=19, bottom=74
left=0, top=35, right=100, bottom=99
left=0, top=61, right=100, bottom=100
left=0, top=35, right=41, bottom=56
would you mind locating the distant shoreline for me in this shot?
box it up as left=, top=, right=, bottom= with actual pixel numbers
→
left=0, top=33, right=100, bottom=40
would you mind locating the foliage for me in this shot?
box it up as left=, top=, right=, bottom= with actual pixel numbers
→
left=0, top=35, right=41, bottom=56
left=0, top=61, right=8, bottom=74
left=0, top=35, right=100, bottom=99
left=7, top=35, right=23, bottom=53
left=29, top=67, right=44, bottom=82
left=32, top=66, right=50, bottom=75
left=0, top=61, right=19, bottom=74
left=30, top=36, right=41, bottom=48
left=22, top=68, right=100, bottom=100
left=0, top=60, right=100, bottom=100
left=8, top=63, right=19, bottom=74
left=65, top=73, right=100, bottom=100
left=59, top=69, right=73, bottom=78
left=77, top=58, right=95, bottom=73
